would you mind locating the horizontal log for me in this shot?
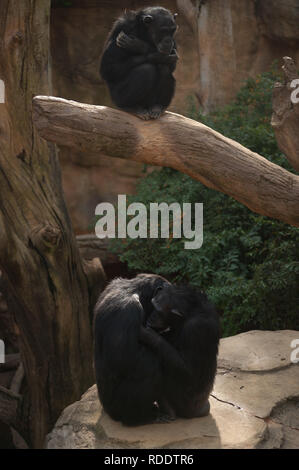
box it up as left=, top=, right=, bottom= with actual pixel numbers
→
left=33, top=96, right=299, bottom=227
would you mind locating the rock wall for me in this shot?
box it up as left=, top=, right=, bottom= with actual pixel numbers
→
left=198, top=0, right=299, bottom=111
left=50, top=0, right=299, bottom=233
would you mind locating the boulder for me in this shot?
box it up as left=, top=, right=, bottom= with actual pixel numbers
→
left=46, top=330, right=299, bottom=449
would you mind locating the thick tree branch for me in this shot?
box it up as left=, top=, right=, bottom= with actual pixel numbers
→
left=33, top=96, right=299, bottom=227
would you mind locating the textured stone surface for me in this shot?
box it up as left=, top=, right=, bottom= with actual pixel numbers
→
left=218, top=330, right=297, bottom=371
left=257, top=0, right=299, bottom=42
left=46, top=330, right=299, bottom=449
left=46, top=384, right=266, bottom=450
left=197, top=0, right=299, bottom=111
left=213, top=366, right=299, bottom=419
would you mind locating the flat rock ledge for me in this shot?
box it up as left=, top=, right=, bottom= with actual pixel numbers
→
left=46, top=330, right=299, bottom=449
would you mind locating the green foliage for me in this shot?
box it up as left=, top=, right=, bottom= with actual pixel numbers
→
left=189, top=64, right=287, bottom=165
left=108, top=66, right=299, bottom=336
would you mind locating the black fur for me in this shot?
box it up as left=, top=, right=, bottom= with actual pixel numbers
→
left=94, top=274, right=181, bottom=425
left=100, top=6, right=178, bottom=120
left=147, top=284, right=220, bottom=418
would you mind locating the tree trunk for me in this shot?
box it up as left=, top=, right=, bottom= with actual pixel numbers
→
left=0, top=0, right=94, bottom=448
left=271, top=56, right=299, bottom=172
left=33, top=97, right=299, bottom=228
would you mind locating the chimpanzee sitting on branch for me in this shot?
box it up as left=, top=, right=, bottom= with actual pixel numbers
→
left=100, top=6, right=178, bottom=120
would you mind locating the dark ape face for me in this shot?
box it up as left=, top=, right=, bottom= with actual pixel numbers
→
left=135, top=274, right=171, bottom=319
left=141, top=7, right=178, bottom=55
left=147, top=284, right=184, bottom=332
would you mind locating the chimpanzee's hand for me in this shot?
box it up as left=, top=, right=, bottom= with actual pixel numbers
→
left=168, top=48, right=179, bottom=62
left=147, top=51, right=178, bottom=65
left=140, top=326, right=162, bottom=347
left=116, top=31, right=149, bottom=54
left=167, top=53, right=179, bottom=64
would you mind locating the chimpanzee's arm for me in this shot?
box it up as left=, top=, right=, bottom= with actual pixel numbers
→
left=167, top=48, right=178, bottom=73
left=100, top=42, right=149, bottom=82
left=147, top=50, right=178, bottom=71
left=116, top=31, right=150, bottom=55
left=116, top=32, right=178, bottom=69
left=140, top=326, right=191, bottom=381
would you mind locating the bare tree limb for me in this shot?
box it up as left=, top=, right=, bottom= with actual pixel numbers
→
left=32, top=96, right=299, bottom=227
left=82, top=257, right=106, bottom=309
left=10, top=363, right=24, bottom=395
left=271, top=57, right=299, bottom=172
left=9, top=363, right=29, bottom=449
left=0, top=385, right=22, bottom=430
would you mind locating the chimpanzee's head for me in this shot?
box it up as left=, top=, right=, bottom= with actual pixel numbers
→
left=147, top=284, right=185, bottom=332
left=139, top=7, right=178, bottom=55
left=134, top=273, right=171, bottom=318
left=148, top=284, right=210, bottom=332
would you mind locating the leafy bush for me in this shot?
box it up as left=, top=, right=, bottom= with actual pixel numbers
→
left=109, top=67, right=299, bottom=336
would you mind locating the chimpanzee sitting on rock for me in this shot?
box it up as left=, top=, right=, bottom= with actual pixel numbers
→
left=93, top=275, right=220, bottom=425
left=100, top=6, right=178, bottom=120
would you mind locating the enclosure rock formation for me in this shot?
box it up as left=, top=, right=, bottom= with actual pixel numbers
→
left=197, top=0, right=299, bottom=111
left=46, top=330, right=299, bottom=449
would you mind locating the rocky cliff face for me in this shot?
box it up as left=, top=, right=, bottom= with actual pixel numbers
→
left=198, top=0, right=299, bottom=111
left=50, top=0, right=299, bottom=233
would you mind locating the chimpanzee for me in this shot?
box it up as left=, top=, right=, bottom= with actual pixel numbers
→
left=100, top=6, right=178, bottom=120
left=93, top=274, right=189, bottom=425
left=146, top=284, right=220, bottom=419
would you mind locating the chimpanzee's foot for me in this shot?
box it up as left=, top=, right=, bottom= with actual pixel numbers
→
left=149, top=105, right=165, bottom=119
left=195, top=400, right=210, bottom=417
left=156, top=399, right=176, bottom=423
left=176, top=400, right=210, bottom=419
left=121, top=107, right=152, bottom=120
left=154, top=412, right=176, bottom=424
left=151, top=400, right=176, bottom=423
left=135, top=109, right=152, bottom=120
